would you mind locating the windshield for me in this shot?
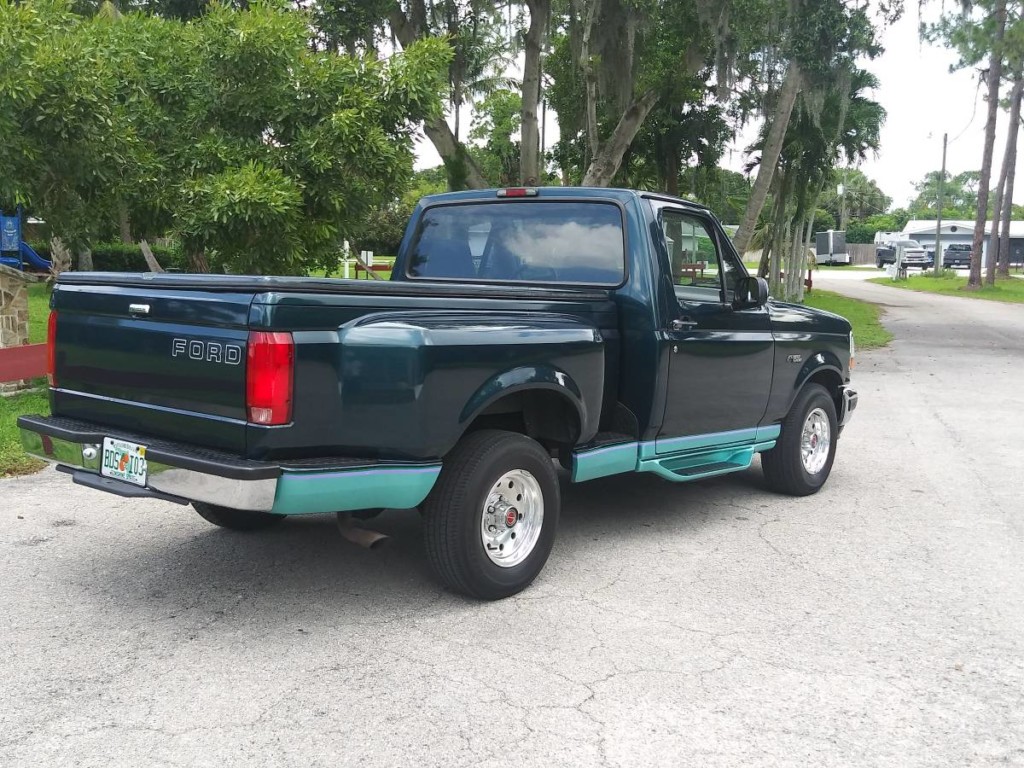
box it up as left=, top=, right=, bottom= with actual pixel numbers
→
left=407, top=201, right=626, bottom=285
left=898, top=241, right=922, bottom=248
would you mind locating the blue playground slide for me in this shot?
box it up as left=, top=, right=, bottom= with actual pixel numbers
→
left=0, top=241, right=51, bottom=272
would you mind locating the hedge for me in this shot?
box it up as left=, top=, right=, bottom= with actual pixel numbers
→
left=27, top=242, right=187, bottom=272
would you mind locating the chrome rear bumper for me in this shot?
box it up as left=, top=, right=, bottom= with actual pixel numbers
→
left=18, top=415, right=441, bottom=514
left=19, top=421, right=278, bottom=511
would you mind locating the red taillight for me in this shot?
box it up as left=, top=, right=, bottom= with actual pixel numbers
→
left=246, top=331, right=294, bottom=425
left=496, top=187, right=538, bottom=197
left=47, top=311, right=57, bottom=387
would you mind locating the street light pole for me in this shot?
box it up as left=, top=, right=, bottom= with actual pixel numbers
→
left=933, top=133, right=947, bottom=276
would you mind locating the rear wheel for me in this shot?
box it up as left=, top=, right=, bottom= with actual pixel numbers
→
left=761, top=383, right=838, bottom=496
left=192, top=502, right=286, bottom=531
left=422, top=430, right=559, bottom=600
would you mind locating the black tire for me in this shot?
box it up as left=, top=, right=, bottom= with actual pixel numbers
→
left=875, top=257, right=883, bottom=269
left=761, top=383, right=838, bottom=496
left=192, top=502, right=286, bottom=531
left=422, top=430, right=559, bottom=600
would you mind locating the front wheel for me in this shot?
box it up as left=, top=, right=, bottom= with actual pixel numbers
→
left=761, top=383, right=838, bottom=496
left=192, top=502, right=286, bottom=531
left=422, top=430, right=560, bottom=600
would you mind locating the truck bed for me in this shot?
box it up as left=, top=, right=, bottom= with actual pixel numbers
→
left=50, top=272, right=617, bottom=461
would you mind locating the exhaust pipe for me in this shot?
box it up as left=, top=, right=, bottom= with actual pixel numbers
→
left=336, top=512, right=390, bottom=549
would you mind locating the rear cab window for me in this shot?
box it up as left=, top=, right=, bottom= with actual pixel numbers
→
left=406, top=201, right=626, bottom=286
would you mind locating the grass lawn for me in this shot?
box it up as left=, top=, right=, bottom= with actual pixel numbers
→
left=28, top=282, right=51, bottom=343
left=1, top=283, right=51, bottom=477
left=867, top=273, right=1024, bottom=303
left=0, top=388, right=48, bottom=477
left=309, top=267, right=394, bottom=280
left=803, top=289, right=893, bottom=350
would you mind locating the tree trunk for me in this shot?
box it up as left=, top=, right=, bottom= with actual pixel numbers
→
left=389, top=1, right=487, bottom=190
left=48, top=237, right=72, bottom=281
left=757, top=241, right=771, bottom=279
left=118, top=203, right=133, bottom=245
left=663, top=146, right=680, bottom=196
left=985, top=76, right=1020, bottom=285
left=988, top=172, right=1006, bottom=285
left=77, top=247, right=93, bottom=271
left=575, top=0, right=603, bottom=163
left=768, top=175, right=790, bottom=297
left=998, top=137, right=1018, bottom=276
left=997, top=68, right=1023, bottom=278
left=732, top=64, right=802, bottom=255
left=452, top=96, right=460, bottom=144
left=139, top=239, right=164, bottom=273
left=968, top=0, right=1007, bottom=289
left=581, top=89, right=658, bottom=186
left=520, top=0, right=550, bottom=185
left=785, top=231, right=803, bottom=302
left=423, top=117, right=489, bottom=190
left=187, top=248, right=210, bottom=273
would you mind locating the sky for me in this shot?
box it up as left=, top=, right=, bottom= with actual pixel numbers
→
left=414, top=6, right=1019, bottom=211
left=848, top=7, right=1013, bottom=208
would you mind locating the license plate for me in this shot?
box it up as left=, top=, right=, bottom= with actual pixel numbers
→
left=100, top=437, right=148, bottom=487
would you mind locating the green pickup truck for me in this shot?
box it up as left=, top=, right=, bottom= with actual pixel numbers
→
left=20, top=187, right=857, bottom=599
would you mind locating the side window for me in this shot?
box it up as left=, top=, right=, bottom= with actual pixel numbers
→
left=660, top=209, right=746, bottom=304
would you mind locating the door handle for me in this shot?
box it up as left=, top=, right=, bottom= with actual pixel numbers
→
left=670, top=318, right=697, bottom=331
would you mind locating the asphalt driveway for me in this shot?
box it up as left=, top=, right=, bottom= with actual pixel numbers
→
left=2, top=277, right=1022, bottom=767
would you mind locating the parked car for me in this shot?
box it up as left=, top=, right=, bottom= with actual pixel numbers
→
left=943, top=243, right=973, bottom=268
left=876, top=239, right=931, bottom=269
left=19, top=187, right=858, bottom=599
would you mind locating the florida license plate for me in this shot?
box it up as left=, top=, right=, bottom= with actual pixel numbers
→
left=100, top=437, right=148, bottom=487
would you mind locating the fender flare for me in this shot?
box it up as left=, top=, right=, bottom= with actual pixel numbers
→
left=786, top=352, right=845, bottom=414
left=456, top=365, right=590, bottom=446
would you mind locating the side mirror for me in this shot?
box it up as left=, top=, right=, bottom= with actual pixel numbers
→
left=734, top=276, right=769, bottom=308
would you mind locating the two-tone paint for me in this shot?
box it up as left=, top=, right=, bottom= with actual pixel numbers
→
left=31, top=187, right=854, bottom=513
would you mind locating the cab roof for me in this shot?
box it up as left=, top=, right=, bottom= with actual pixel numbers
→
left=420, top=186, right=712, bottom=214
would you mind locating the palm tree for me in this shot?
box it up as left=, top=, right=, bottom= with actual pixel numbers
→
left=433, top=1, right=518, bottom=142
left=769, top=65, right=884, bottom=300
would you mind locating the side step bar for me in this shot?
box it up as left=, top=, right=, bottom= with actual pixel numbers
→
left=639, top=447, right=756, bottom=483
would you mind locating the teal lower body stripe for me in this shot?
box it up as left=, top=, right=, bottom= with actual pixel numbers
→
left=572, top=441, right=640, bottom=482
left=272, top=464, right=442, bottom=515
left=571, top=423, right=782, bottom=484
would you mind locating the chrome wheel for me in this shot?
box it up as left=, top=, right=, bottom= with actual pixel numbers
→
left=800, top=407, right=831, bottom=475
left=480, top=469, right=544, bottom=568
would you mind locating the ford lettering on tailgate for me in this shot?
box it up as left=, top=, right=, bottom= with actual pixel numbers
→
left=171, top=338, right=243, bottom=365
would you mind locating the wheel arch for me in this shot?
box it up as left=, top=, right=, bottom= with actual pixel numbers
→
left=452, top=366, right=591, bottom=455
left=791, top=361, right=844, bottom=416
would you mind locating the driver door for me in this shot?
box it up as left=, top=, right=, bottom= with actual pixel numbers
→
left=655, top=207, right=774, bottom=452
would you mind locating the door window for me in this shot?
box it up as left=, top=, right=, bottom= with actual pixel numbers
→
left=659, top=209, right=746, bottom=304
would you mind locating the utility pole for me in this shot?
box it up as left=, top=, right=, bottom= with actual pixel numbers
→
left=933, top=133, right=947, bottom=276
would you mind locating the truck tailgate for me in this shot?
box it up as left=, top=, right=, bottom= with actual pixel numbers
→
left=51, top=283, right=254, bottom=452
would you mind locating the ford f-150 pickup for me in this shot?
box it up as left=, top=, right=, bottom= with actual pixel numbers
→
left=19, top=187, right=857, bottom=599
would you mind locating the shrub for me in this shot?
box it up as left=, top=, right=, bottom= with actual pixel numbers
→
left=27, top=242, right=187, bottom=272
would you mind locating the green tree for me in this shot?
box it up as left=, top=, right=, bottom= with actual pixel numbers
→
left=1, top=0, right=450, bottom=275
left=846, top=213, right=902, bottom=244
left=908, top=170, right=980, bottom=218
left=732, top=0, right=886, bottom=255
left=761, top=64, right=885, bottom=300
left=469, top=89, right=522, bottom=186
left=819, top=169, right=890, bottom=227
left=926, top=0, right=1017, bottom=287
